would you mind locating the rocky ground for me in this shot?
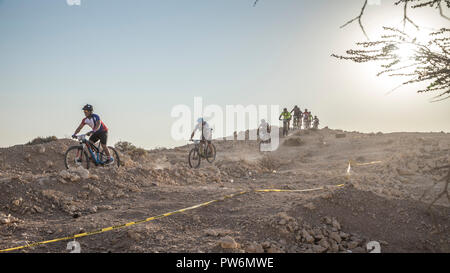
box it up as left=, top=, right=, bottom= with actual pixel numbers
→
left=0, top=128, right=449, bottom=253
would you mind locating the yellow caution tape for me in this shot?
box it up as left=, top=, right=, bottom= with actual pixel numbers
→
left=0, top=184, right=344, bottom=253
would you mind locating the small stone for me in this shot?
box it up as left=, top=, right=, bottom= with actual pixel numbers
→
left=318, top=239, right=330, bottom=249
left=330, top=240, right=339, bottom=253
left=261, top=241, right=271, bottom=249
left=323, top=216, right=333, bottom=225
left=329, top=232, right=342, bottom=244
left=219, top=236, right=239, bottom=249
left=339, top=232, right=349, bottom=240
left=128, top=230, right=142, bottom=242
left=352, top=247, right=366, bottom=253
left=302, top=229, right=315, bottom=244
left=331, top=219, right=341, bottom=230
left=74, top=167, right=90, bottom=179
left=347, top=241, right=359, bottom=249
left=204, top=229, right=232, bottom=237
left=266, top=245, right=284, bottom=253
left=12, top=198, right=23, bottom=207
left=90, top=174, right=100, bottom=181
left=70, top=175, right=81, bottom=182
left=24, top=154, right=31, bottom=163
left=33, top=205, right=44, bottom=213
left=312, top=245, right=327, bottom=253
left=98, top=205, right=113, bottom=210
left=245, top=243, right=264, bottom=253
left=304, top=202, right=315, bottom=210
left=46, top=161, right=54, bottom=168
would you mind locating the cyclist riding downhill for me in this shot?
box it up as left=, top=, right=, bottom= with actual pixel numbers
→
left=72, top=104, right=114, bottom=165
left=313, top=115, right=320, bottom=130
left=308, top=111, right=313, bottom=129
left=258, top=119, right=272, bottom=152
left=279, top=108, right=291, bottom=137
left=290, top=105, right=302, bottom=130
left=190, top=118, right=213, bottom=157
left=303, top=109, right=309, bottom=129
left=258, top=119, right=271, bottom=142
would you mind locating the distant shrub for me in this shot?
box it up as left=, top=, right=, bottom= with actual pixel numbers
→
left=258, top=155, right=282, bottom=171
left=27, top=136, right=58, bottom=145
left=115, top=141, right=135, bottom=152
left=129, top=148, right=147, bottom=159
left=283, top=137, right=304, bottom=147
left=115, top=141, right=147, bottom=160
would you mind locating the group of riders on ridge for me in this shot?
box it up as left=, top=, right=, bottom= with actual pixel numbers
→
left=258, top=106, right=320, bottom=141
left=279, top=106, right=320, bottom=136
left=71, top=104, right=319, bottom=166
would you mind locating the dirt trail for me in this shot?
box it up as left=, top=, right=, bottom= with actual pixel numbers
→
left=0, top=128, right=448, bottom=253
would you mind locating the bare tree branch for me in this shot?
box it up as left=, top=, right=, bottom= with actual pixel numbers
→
left=332, top=28, right=450, bottom=99
left=340, top=0, right=370, bottom=40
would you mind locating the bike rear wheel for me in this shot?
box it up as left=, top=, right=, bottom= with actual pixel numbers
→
left=99, top=146, right=121, bottom=168
left=283, top=121, right=289, bottom=136
left=188, top=148, right=201, bottom=168
left=205, top=143, right=216, bottom=163
left=65, top=146, right=90, bottom=170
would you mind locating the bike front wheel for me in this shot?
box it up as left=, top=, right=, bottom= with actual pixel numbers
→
left=188, top=148, right=201, bottom=168
left=205, top=143, right=216, bottom=163
left=64, top=146, right=90, bottom=170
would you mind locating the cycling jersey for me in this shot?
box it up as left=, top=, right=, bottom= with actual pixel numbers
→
left=194, top=122, right=212, bottom=141
left=281, top=112, right=291, bottom=120
left=82, top=114, right=108, bottom=133
left=292, top=108, right=302, bottom=117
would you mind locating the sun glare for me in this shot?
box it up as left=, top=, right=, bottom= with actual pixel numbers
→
left=395, top=43, right=417, bottom=62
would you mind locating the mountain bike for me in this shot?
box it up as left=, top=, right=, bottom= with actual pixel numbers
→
left=64, top=134, right=120, bottom=169
left=313, top=120, right=319, bottom=130
left=280, top=119, right=290, bottom=137
left=303, top=117, right=310, bottom=130
left=293, top=116, right=301, bottom=130
left=188, top=140, right=216, bottom=168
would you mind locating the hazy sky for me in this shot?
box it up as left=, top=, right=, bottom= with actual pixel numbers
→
left=0, top=0, right=449, bottom=149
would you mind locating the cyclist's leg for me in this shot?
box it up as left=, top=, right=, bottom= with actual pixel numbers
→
left=89, top=134, right=100, bottom=151
left=98, top=131, right=110, bottom=158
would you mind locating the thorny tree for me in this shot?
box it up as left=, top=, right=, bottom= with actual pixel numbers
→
left=331, top=0, right=450, bottom=210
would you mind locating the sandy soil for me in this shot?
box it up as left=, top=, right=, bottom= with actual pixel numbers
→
left=0, top=128, right=448, bottom=253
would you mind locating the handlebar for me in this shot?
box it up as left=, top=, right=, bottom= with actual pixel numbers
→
left=73, top=134, right=87, bottom=141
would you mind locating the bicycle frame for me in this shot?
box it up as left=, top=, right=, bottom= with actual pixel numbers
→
left=76, top=135, right=106, bottom=165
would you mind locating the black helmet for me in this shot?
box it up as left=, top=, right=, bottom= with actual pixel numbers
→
left=82, top=104, right=93, bottom=112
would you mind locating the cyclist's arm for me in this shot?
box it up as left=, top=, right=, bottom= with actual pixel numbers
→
left=190, top=126, right=198, bottom=140
left=73, top=121, right=85, bottom=136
